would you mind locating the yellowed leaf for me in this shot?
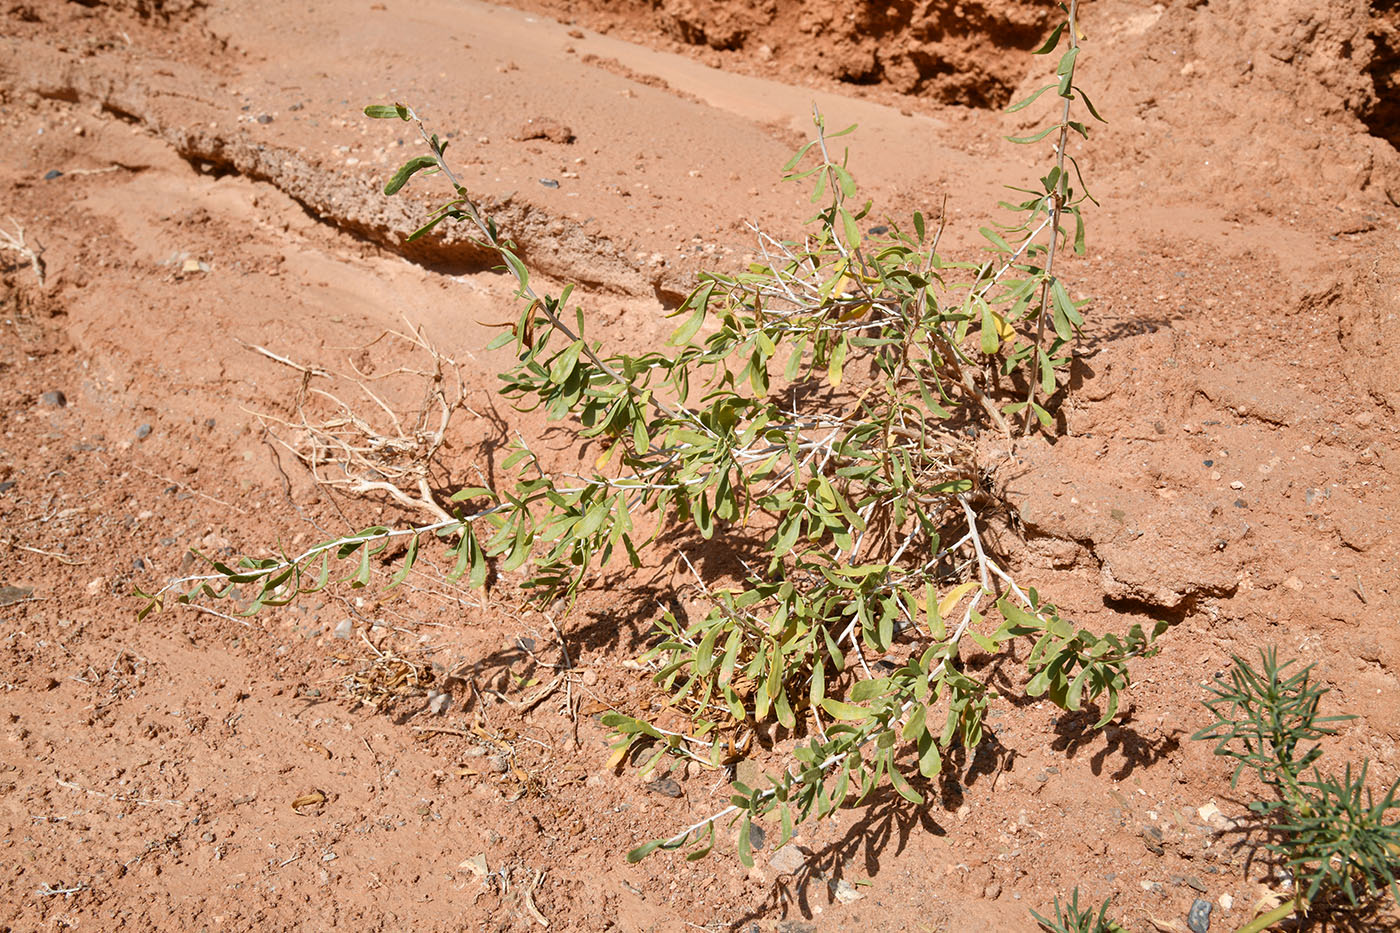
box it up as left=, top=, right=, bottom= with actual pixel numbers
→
left=938, top=581, right=982, bottom=620
left=290, top=790, right=326, bottom=813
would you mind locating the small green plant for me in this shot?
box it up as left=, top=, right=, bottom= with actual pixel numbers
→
left=138, top=0, right=1160, bottom=866
left=1030, top=888, right=1125, bottom=933
left=1193, top=649, right=1400, bottom=928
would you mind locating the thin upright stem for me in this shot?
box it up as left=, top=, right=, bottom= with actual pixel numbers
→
left=1022, top=0, right=1079, bottom=436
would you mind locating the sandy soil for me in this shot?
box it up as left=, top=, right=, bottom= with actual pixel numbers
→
left=1, top=0, right=1398, bottom=930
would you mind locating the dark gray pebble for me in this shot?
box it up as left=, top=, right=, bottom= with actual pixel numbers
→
left=0, top=481, right=14, bottom=493
left=256, top=113, right=273, bottom=124
left=1187, top=897, right=1212, bottom=933
left=539, top=178, right=560, bottom=188
left=40, top=390, right=66, bottom=408
left=644, top=776, right=682, bottom=798
left=135, top=423, right=152, bottom=439
left=43, top=169, right=62, bottom=181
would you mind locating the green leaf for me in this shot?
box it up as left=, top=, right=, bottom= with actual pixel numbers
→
left=349, top=546, right=371, bottom=589
left=839, top=206, right=861, bottom=250
left=772, top=515, right=801, bottom=557
left=781, top=140, right=818, bottom=173
left=888, top=761, right=923, bottom=804
left=388, top=534, right=419, bottom=587
left=832, top=164, right=857, bottom=200
left=822, top=698, right=873, bottom=721
left=1080, top=89, right=1107, bottom=123
left=501, top=249, right=530, bottom=292
left=685, top=821, right=715, bottom=861
left=550, top=339, right=585, bottom=384
left=979, top=226, right=1013, bottom=254
left=1031, top=21, right=1066, bottom=55
left=1006, top=124, right=1059, bottom=145
left=363, top=103, right=410, bottom=120
left=979, top=301, right=1000, bottom=355
left=383, top=155, right=438, bottom=196
left=406, top=211, right=452, bottom=241
left=626, top=839, right=666, bottom=863
left=827, top=336, right=848, bottom=387
left=668, top=305, right=706, bottom=346
left=1005, top=83, right=1057, bottom=114
left=918, top=731, right=942, bottom=778
left=1057, top=46, right=1080, bottom=77
left=913, top=211, right=925, bottom=243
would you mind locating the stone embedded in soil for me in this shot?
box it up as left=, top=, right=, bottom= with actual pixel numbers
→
left=39, top=390, right=66, bottom=407
left=538, top=178, right=560, bottom=188
left=514, top=117, right=574, bottom=143
left=0, top=585, right=34, bottom=607
left=332, top=618, right=353, bottom=639
left=769, top=842, right=807, bottom=874
left=1188, top=897, right=1212, bottom=933
left=43, top=169, right=62, bottom=180
left=135, top=423, right=152, bottom=439
left=832, top=878, right=863, bottom=903
left=1004, top=438, right=1240, bottom=610
left=644, top=776, right=682, bottom=798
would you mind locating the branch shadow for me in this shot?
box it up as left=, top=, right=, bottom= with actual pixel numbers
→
left=726, top=781, right=949, bottom=930
left=1048, top=707, right=1181, bottom=780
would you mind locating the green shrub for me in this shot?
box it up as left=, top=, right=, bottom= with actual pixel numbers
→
left=1194, top=649, right=1400, bottom=927
left=139, top=0, right=1164, bottom=865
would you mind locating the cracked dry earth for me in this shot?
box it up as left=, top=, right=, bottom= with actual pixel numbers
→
left=1, top=0, right=1399, bottom=930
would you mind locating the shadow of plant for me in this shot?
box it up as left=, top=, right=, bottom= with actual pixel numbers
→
left=726, top=780, right=949, bottom=929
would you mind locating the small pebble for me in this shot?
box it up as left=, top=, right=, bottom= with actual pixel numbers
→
left=538, top=178, right=560, bottom=188
left=135, top=423, right=152, bottom=440
left=39, top=390, right=67, bottom=408
left=43, top=169, right=63, bottom=181
left=1188, top=897, right=1212, bottom=933
left=332, top=619, right=354, bottom=639
left=256, top=113, right=273, bottom=124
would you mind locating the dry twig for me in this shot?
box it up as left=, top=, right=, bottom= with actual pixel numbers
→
left=0, top=217, right=45, bottom=288
left=246, top=320, right=465, bottom=523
